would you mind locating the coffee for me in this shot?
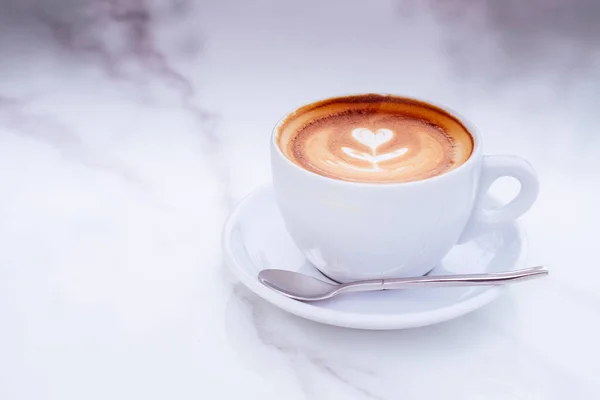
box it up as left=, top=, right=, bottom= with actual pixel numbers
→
left=277, top=94, right=473, bottom=183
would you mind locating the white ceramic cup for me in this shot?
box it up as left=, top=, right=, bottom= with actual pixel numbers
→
left=271, top=96, right=539, bottom=283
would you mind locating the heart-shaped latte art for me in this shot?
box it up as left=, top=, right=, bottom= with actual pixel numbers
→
left=351, top=128, right=393, bottom=150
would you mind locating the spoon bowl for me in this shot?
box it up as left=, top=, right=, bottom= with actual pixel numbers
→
left=259, top=269, right=338, bottom=301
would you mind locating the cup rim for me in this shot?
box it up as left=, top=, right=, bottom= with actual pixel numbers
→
left=271, top=93, right=483, bottom=188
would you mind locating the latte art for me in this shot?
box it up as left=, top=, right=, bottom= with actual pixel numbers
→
left=343, top=128, right=406, bottom=169
left=277, top=95, right=474, bottom=183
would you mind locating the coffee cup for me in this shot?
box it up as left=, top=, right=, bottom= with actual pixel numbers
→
left=271, top=94, right=539, bottom=283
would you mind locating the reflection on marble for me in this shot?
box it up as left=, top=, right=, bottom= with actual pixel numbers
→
left=0, top=0, right=598, bottom=399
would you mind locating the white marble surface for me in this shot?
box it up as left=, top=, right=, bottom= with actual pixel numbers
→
left=1, top=0, right=599, bottom=398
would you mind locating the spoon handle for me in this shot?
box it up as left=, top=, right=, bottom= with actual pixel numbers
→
left=378, top=266, right=548, bottom=290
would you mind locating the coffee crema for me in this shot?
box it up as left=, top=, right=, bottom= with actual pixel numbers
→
left=277, top=94, right=474, bottom=183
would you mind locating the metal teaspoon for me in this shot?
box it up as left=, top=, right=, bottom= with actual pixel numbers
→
left=258, top=266, right=549, bottom=302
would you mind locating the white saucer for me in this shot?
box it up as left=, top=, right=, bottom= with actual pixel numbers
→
left=223, top=186, right=527, bottom=330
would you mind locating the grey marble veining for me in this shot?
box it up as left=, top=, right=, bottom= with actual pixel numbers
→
left=0, top=1, right=599, bottom=399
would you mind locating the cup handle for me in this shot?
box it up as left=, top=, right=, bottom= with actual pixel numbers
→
left=458, top=155, right=539, bottom=244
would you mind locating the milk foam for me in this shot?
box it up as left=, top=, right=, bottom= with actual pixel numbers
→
left=277, top=95, right=473, bottom=183
left=340, top=128, right=407, bottom=170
